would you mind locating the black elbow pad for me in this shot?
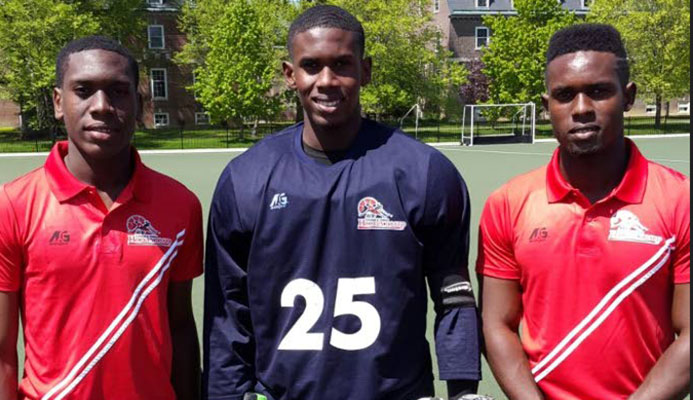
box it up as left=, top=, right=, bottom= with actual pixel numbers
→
left=440, top=275, right=476, bottom=309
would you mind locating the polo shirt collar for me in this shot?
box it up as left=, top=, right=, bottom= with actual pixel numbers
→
left=45, top=141, right=151, bottom=203
left=546, top=138, right=648, bottom=204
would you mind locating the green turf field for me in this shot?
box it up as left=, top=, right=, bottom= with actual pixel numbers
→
left=0, top=136, right=689, bottom=399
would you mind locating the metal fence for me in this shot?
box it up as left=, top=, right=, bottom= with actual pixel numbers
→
left=0, top=116, right=689, bottom=153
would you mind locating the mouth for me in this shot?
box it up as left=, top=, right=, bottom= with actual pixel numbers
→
left=84, top=125, right=119, bottom=139
left=568, top=125, right=600, bottom=138
left=313, top=97, right=344, bottom=112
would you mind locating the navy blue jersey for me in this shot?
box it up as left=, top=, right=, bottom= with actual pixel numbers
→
left=204, top=119, right=481, bottom=400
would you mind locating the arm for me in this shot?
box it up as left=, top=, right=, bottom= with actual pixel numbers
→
left=0, top=291, right=17, bottom=400
left=169, top=280, right=200, bottom=400
left=629, top=283, right=690, bottom=400
left=202, top=171, right=255, bottom=399
left=481, top=276, right=543, bottom=400
left=421, top=153, right=481, bottom=396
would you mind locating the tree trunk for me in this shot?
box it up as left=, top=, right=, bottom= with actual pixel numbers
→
left=654, top=94, right=662, bottom=130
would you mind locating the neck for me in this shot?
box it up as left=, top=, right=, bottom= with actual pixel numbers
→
left=64, top=141, right=133, bottom=204
left=559, top=138, right=629, bottom=204
left=302, top=111, right=362, bottom=152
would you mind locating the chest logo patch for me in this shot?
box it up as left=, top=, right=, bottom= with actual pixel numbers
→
left=126, top=215, right=173, bottom=247
left=608, top=210, right=662, bottom=245
left=356, top=197, right=407, bottom=231
left=270, top=193, right=289, bottom=210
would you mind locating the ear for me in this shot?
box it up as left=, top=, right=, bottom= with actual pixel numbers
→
left=282, top=61, right=297, bottom=89
left=361, top=57, right=372, bottom=87
left=623, top=82, right=637, bottom=111
left=541, top=93, right=550, bottom=113
left=53, top=87, right=64, bottom=121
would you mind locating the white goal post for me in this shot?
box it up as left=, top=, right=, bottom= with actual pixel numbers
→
left=399, top=103, right=422, bottom=139
left=461, top=102, right=536, bottom=146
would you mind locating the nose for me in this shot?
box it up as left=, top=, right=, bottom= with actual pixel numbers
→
left=90, top=90, right=114, bottom=114
left=316, top=66, right=338, bottom=88
left=572, top=92, right=595, bottom=121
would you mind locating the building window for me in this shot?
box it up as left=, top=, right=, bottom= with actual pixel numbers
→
left=678, top=102, right=690, bottom=114
left=645, top=104, right=656, bottom=114
left=150, top=69, right=168, bottom=100
left=148, top=25, right=165, bottom=49
left=433, top=0, right=440, bottom=12
left=147, top=0, right=164, bottom=5
left=154, top=113, right=169, bottom=127
left=477, top=0, right=489, bottom=7
left=581, top=0, right=592, bottom=8
left=195, top=112, right=210, bottom=125
left=475, top=27, right=490, bottom=49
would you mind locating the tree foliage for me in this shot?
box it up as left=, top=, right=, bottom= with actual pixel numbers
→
left=326, top=0, right=467, bottom=117
left=177, top=0, right=295, bottom=129
left=588, top=0, right=690, bottom=126
left=480, top=0, right=577, bottom=107
left=0, top=0, right=144, bottom=133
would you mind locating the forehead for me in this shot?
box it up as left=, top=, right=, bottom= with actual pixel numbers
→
left=291, top=27, right=360, bottom=59
left=62, top=49, right=134, bottom=85
left=546, top=51, right=620, bottom=87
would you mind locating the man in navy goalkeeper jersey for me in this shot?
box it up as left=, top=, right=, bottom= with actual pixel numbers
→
left=203, top=5, right=481, bottom=400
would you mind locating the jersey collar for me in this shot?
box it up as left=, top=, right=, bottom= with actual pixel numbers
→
left=546, top=138, right=648, bottom=204
left=44, top=141, right=151, bottom=203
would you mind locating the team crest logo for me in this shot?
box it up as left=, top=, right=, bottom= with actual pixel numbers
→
left=608, top=210, right=662, bottom=245
left=126, top=215, right=173, bottom=247
left=356, top=197, right=407, bottom=231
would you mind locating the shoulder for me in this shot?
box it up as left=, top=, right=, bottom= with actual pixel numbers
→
left=647, top=160, right=690, bottom=190
left=1, top=166, right=46, bottom=203
left=140, top=166, right=201, bottom=209
left=229, top=123, right=298, bottom=170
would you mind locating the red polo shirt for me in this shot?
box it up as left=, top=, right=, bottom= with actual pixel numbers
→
left=0, top=142, right=203, bottom=399
left=477, top=139, right=689, bottom=399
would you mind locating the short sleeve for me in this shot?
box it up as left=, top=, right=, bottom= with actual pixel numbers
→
left=170, top=194, right=204, bottom=282
left=0, top=185, right=22, bottom=291
left=672, top=179, right=690, bottom=284
left=475, top=186, right=521, bottom=280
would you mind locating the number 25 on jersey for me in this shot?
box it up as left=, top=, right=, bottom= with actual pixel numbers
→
left=278, top=277, right=381, bottom=351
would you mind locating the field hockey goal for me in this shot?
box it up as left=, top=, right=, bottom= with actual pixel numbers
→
left=461, top=103, right=536, bottom=145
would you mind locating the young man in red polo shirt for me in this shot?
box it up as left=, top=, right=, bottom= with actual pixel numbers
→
left=477, top=24, right=689, bottom=399
left=0, top=36, right=203, bottom=399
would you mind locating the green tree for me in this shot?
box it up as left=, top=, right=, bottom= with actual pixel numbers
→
left=588, top=0, right=690, bottom=128
left=326, top=0, right=466, bottom=118
left=481, top=0, right=577, bottom=108
left=0, top=0, right=144, bottom=134
left=177, top=0, right=293, bottom=133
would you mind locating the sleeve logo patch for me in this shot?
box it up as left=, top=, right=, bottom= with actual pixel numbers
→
left=608, top=210, right=662, bottom=245
left=126, top=215, right=173, bottom=247
left=356, top=197, right=407, bottom=231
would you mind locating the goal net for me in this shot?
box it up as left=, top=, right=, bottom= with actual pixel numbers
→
left=461, top=103, right=535, bottom=145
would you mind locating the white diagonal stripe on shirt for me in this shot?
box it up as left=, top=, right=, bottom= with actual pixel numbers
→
left=532, top=237, right=675, bottom=382
left=42, top=229, right=186, bottom=400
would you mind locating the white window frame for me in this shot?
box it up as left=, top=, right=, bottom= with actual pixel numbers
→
left=475, top=27, right=490, bottom=49
left=476, top=0, right=490, bottom=8
left=195, top=112, right=210, bottom=125
left=581, top=0, right=591, bottom=8
left=510, top=0, right=514, bottom=8
left=645, top=104, right=656, bottom=114
left=147, top=0, right=164, bottom=5
left=147, top=25, right=165, bottom=49
left=678, top=102, right=690, bottom=114
left=433, top=0, right=440, bottom=13
left=154, top=113, right=169, bottom=128
left=150, top=68, right=168, bottom=100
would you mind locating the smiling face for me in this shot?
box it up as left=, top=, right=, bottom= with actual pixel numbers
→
left=542, top=50, right=636, bottom=157
left=53, top=49, right=140, bottom=161
left=283, top=27, right=371, bottom=137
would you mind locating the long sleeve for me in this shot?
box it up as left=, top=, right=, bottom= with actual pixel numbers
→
left=420, top=152, right=481, bottom=381
left=202, top=170, right=255, bottom=400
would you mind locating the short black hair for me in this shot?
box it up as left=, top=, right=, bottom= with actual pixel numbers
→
left=287, top=5, right=365, bottom=59
left=546, top=23, right=629, bottom=86
left=56, top=35, right=139, bottom=88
